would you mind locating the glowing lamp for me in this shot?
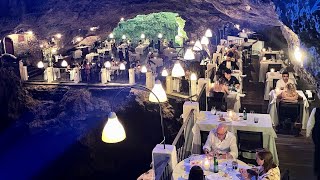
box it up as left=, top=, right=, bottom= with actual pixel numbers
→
left=102, top=112, right=126, bottom=143
left=119, top=63, right=126, bottom=70
left=200, top=36, right=209, bottom=45
left=51, top=48, right=57, bottom=54
left=262, top=48, right=266, bottom=52
left=104, top=61, right=111, bottom=68
left=61, top=60, right=68, bottom=67
left=122, top=35, right=126, bottom=40
left=37, top=61, right=44, bottom=68
left=55, top=33, right=62, bottom=39
left=205, top=29, right=212, bottom=38
left=294, top=47, right=302, bottom=62
left=141, top=65, right=147, bottom=73
left=109, top=33, right=114, bottom=39
left=161, top=68, right=168, bottom=77
left=120, top=17, right=125, bottom=21
left=149, top=80, right=167, bottom=103
left=234, top=24, right=240, bottom=30
left=140, top=33, right=145, bottom=39
left=26, top=30, right=33, bottom=35
left=158, top=33, right=163, bottom=39
left=262, top=57, right=267, bottom=61
left=172, top=61, right=185, bottom=77
left=193, top=40, right=202, bottom=51
left=190, top=73, right=197, bottom=81
left=184, top=48, right=195, bottom=60
left=270, top=68, right=275, bottom=73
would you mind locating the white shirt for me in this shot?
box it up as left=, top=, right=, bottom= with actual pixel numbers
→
left=275, top=79, right=294, bottom=90
left=226, top=61, right=231, bottom=69
left=203, top=129, right=238, bottom=158
left=307, top=108, right=317, bottom=137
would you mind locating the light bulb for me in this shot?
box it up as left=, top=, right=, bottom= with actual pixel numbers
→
left=149, top=80, right=167, bottom=103
left=205, top=29, right=212, bottom=37
left=141, top=65, right=147, bottom=73
left=37, top=61, right=44, bottom=68
left=102, top=112, right=126, bottom=143
left=161, top=69, right=168, bottom=77
left=61, top=60, right=68, bottom=67
left=200, top=36, right=209, bottom=45
left=184, top=48, right=195, bottom=60
left=119, top=63, right=126, bottom=70
left=104, top=61, right=111, bottom=68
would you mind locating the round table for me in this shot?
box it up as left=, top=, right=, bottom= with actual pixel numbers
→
left=172, top=154, right=251, bottom=180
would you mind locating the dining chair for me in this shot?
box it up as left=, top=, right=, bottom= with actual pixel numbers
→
left=268, top=64, right=282, bottom=72
left=237, top=130, right=263, bottom=165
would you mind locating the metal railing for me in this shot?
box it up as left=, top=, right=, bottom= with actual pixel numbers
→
left=155, top=157, right=171, bottom=180
left=197, top=84, right=207, bottom=111
left=153, top=84, right=207, bottom=180
left=172, top=109, right=195, bottom=162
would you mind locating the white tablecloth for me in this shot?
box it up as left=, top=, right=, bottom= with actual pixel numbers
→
left=267, top=90, right=309, bottom=129
left=192, top=111, right=279, bottom=165
left=135, top=43, right=149, bottom=54
left=259, top=60, right=285, bottom=82
left=264, top=72, right=296, bottom=100
left=259, top=51, right=281, bottom=60
left=172, top=154, right=251, bottom=180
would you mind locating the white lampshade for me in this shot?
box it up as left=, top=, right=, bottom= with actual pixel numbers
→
left=172, top=61, right=185, bottom=77
left=61, top=60, right=68, bottom=67
left=200, top=36, right=209, bottom=45
left=119, top=63, right=126, bottom=70
left=205, top=29, right=212, bottom=37
left=102, top=112, right=126, bottom=143
left=140, top=33, right=145, bottom=39
left=190, top=73, right=197, bottom=81
left=158, top=33, right=163, bottom=39
left=141, top=65, right=147, bottom=73
left=294, top=47, right=302, bottom=62
left=122, top=35, right=126, bottom=40
left=109, top=33, right=114, bottom=39
left=161, top=68, right=168, bottom=77
left=263, top=57, right=267, bottom=61
left=193, top=40, right=202, bottom=51
left=149, top=80, right=167, bottom=103
left=104, top=61, right=111, bottom=68
left=184, top=48, right=195, bottom=60
left=37, top=61, right=44, bottom=68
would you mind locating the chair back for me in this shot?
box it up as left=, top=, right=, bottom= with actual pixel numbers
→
left=272, top=79, right=279, bottom=89
left=281, top=169, right=290, bottom=180
left=268, top=64, right=282, bottom=72
left=237, top=130, right=263, bottom=153
left=278, top=101, right=300, bottom=123
left=207, top=92, right=226, bottom=111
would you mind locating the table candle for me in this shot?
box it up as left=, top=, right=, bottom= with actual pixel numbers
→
left=203, top=158, right=210, bottom=170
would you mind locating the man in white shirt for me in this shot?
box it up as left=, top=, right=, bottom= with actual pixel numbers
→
left=203, top=123, right=238, bottom=159
left=275, top=71, right=294, bottom=90
left=240, top=38, right=258, bottom=50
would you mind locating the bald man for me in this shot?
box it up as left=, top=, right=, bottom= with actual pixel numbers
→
left=203, top=123, right=238, bottom=159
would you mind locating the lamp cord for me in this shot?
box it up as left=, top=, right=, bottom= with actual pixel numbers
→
left=110, top=85, right=166, bottom=149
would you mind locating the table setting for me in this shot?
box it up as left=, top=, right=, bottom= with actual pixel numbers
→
left=172, top=154, right=252, bottom=180
left=192, top=111, right=279, bottom=165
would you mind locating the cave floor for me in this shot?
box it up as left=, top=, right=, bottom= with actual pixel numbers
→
left=241, top=56, right=318, bottom=180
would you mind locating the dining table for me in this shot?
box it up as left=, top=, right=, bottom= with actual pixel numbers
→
left=192, top=111, right=279, bottom=165
left=172, top=154, right=252, bottom=180
left=258, top=59, right=285, bottom=82
left=267, top=89, right=310, bottom=129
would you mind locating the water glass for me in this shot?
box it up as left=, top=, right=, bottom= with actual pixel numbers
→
left=232, top=160, right=238, bottom=170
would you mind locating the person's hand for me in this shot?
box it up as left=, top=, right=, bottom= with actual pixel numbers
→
left=204, top=148, right=210, bottom=155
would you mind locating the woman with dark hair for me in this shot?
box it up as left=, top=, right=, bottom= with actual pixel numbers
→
left=307, top=108, right=320, bottom=179
left=188, top=165, right=204, bottom=180
left=240, top=149, right=280, bottom=180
